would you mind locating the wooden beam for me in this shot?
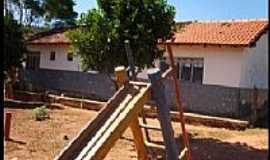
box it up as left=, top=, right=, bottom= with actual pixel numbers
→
left=54, top=85, right=131, bottom=160
left=139, top=123, right=161, bottom=131
left=79, top=85, right=151, bottom=160
left=115, top=66, right=149, bottom=160
left=4, top=112, right=12, bottom=141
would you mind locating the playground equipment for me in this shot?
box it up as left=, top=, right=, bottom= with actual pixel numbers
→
left=55, top=45, right=191, bottom=160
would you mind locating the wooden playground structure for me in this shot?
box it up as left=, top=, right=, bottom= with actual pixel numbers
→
left=54, top=45, right=192, bottom=160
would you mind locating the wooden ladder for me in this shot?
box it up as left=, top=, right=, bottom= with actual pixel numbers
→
left=125, top=41, right=192, bottom=160
left=139, top=45, right=192, bottom=160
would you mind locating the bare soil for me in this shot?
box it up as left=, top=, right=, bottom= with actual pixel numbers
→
left=4, top=107, right=268, bottom=160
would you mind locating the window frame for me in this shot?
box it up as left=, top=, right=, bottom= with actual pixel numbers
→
left=178, top=57, right=204, bottom=84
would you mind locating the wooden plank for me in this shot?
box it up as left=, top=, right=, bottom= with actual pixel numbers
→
left=4, top=112, right=12, bottom=140
left=54, top=85, right=131, bottom=160
left=144, top=141, right=165, bottom=150
left=147, top=68, right=178, bottom=160
left=129, top=118, right=149, bottom=160
left=78, top=85, right=150, bottom=160
left=178, top=148, right=188, bottom=160
left=115, top=66, right=149, bottom=160
left=139, top=123, right=161, bottom=131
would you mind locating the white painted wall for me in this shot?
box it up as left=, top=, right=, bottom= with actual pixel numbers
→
left=162, top=45, right=245, bottom=87
left=27, top=44, right=81, bottom=71
left=138, top=45, right=245, bottom=87
left=240, top=32, right=268, bottom=89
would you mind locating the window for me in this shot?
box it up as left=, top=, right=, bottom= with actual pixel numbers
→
left=178, top=58, right=204, bottom=84
left=67, top=52, right=73, bottom=61
left=192, top=63, right=203, bottom=83
left=181, top=63, right=192, bottom=81
left=26, top=51, right=40, bottom=70
left=50, top=51, right=55, bottom=60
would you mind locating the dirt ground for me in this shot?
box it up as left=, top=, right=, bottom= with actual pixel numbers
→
left=4, top=107, right=268, bottom=160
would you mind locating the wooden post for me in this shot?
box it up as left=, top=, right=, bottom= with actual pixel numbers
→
left=147, top=68, right=178, bottom=160
left=5, top=112, right=12, bottom=140
left=114, top=66, right=148, bottom=160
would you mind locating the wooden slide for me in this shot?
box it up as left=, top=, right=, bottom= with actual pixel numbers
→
left=54, top=82, right=150, bottom=160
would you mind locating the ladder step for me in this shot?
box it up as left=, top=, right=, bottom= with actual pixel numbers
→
left=178, top=147, right=188, bottom=160
left=139, top=123, right=162, bottom=131
left=144, top=140, right=165, bottom=150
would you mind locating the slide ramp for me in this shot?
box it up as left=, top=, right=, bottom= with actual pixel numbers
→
left=54, top=82, right=150, bottom=160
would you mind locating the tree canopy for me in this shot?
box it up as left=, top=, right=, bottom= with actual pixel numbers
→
left=4, top=13, right=26, bottom=74
left=4, top=0, right=78, bottom=27
left=67, top=0, right=175, bottom=73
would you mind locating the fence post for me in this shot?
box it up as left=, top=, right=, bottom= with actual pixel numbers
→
left=114, top=66, right=148, bottom=160
left=5, top=112, right=12, bottom=140
left=147, top=68, right=178, bottom=160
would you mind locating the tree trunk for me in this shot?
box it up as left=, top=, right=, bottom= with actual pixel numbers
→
left=5, top=66, right=17, bottom=99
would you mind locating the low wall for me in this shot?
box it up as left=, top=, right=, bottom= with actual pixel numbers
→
left=18, top=69, right=268, bottom=119
left=163, top=79, right=268, bottom=119
left=19, top=69, right=116, bottom=101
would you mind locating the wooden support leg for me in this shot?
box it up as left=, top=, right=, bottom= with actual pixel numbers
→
left=130, top=118, right=149, bottom=160
left=5, top=112, right=12, bottom=141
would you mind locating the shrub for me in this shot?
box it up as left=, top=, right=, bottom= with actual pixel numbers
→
left=33, top=105, right=49, bottom=121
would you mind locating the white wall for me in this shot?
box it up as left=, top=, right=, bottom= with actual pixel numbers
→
left=137, top=45, right=245, bottom=87
left=27, top=44, right=81, bottom=71
left=162, top=45, right=245, bottom=87
left=240, top=32, right=268, bottom=89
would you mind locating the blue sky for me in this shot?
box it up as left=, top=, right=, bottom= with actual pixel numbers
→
left=74, top=0, right=268, bottom=21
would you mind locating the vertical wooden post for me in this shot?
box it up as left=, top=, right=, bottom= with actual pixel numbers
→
left=114, top=66, right=148, bottom=160
left=147, top=68, right=178, bottom=160
left=5, top=112, right=12, bottom=141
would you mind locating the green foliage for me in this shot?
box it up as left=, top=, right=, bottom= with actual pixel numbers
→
left=42, top=0, right=78, bottom=25
left=67, top=0, right=175, bottom=73
left=4, top=0, right=78, bottom=26
left=32, top=105, right=49, bottom=121
left=4, top=13, right=26, bottom=73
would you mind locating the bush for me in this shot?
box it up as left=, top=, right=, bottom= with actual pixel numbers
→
left=33, top=105, right=49, bottom=121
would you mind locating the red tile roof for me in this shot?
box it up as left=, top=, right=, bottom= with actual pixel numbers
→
left=27, top=19, right=268, bottom=47
left=163, top=19, right=268, bottom=47
left=26, top=27, right=71, bottom=45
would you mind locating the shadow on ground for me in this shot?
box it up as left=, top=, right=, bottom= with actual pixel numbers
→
left=121, top=133, right=268, bottom=160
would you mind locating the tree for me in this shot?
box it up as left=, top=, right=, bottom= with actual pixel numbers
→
left=43, top=0, right=78, bottom=26
left=4, top=13, right=26, bottom=74
left=67, top=0, right=175, bottom=73
left=4, top=0, right=78, bottom=27
left=4, top=13, right=26, bottom=98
